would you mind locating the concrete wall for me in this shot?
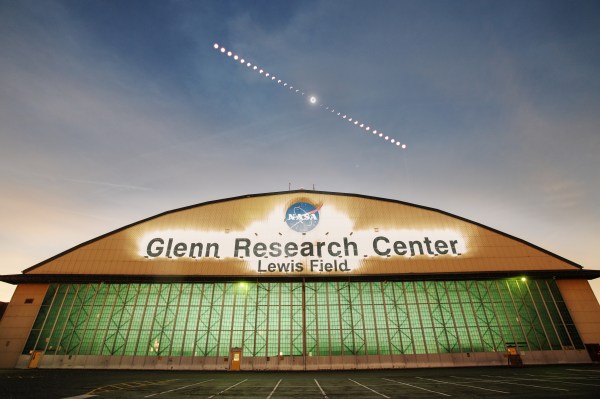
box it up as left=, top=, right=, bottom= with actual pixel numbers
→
left=557, top=279, right=600, bottom=344
left=0, top=284, right=48, bottom=368
left=21, top=349, right=591, bottom=370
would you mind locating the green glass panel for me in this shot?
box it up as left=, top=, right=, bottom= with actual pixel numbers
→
left=17, top=279, right=586, bottom=362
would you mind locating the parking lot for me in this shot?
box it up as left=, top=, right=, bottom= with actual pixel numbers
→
left=1, top=365, right=599, bottom=398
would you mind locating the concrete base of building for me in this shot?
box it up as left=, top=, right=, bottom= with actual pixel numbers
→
left=16, top=350, right=591, bottom=370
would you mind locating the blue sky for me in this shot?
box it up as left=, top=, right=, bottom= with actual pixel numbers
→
left=1, top=0, right=599, bottom=301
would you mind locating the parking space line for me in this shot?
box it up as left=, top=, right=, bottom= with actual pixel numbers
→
left=144, top=379, right=214, bottom=397
left=460, top=376, right=569, bottom=391
left=349, top=379, right=390, bottom=398
left=567, top=369, right=600, bottom=373
left=120, top=383, right=136, bottom=388
left=314, top=379, right=329, bottom=399
left=88, top=379, right=178, bottom=395
left=267, top=379, right=282, bottom=399
left=207, top=379, right=248, bottom=399
left=487, top=375, right=600, bottom=387
left=481, top=375, right=570, bottom=391
left=528, top=373, right=595, bottom=381
left=417, top=377, right=509, bottom=394
left=382, top=378, right=451, bottom=396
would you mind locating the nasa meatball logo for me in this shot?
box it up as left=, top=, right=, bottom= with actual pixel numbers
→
left=285, top=202, right=321, bottom=233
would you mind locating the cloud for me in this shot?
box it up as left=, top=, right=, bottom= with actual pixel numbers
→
left=1, top=1, right=600, bottom=303
left=540, top=176, right=586, bottom=210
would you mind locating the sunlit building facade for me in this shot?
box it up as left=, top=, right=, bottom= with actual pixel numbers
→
left=1, top=191, right=599, bottom=370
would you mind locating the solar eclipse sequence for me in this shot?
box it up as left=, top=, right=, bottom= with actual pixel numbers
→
left=213, top=43, right=407, bottom=149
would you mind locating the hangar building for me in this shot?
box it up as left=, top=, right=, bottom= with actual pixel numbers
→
left=1, top=191, right=599, bottom=370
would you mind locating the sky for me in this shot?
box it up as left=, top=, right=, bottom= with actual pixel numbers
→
left=1, top=0, right=599, bottom=302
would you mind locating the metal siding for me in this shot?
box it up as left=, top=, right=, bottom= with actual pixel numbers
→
left=25, top=192, right=578, bottom=277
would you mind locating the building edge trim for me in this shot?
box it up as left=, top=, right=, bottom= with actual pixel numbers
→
left=3, top=269, right=600, bottom=285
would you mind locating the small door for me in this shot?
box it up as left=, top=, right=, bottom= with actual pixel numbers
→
left=230, top=349, right=242, bottom=371
left=28, top=351, right=43, bottom=369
